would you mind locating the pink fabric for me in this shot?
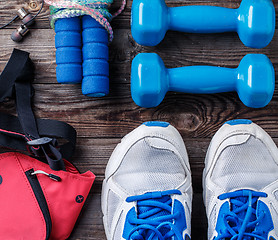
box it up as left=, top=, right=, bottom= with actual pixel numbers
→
left=0, top=152, right=95, bottom=239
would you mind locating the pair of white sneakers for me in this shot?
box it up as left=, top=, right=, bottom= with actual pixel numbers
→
left=102, top=120, right=278, bottom=240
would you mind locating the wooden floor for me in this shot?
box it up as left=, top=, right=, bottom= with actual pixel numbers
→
left=0, top=0, right=278, bottom=239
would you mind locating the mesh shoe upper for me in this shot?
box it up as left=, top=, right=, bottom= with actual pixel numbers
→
left=212, top=135, right=278, bottom=192
left=204, top=120, right=278, bottom=240
left=113, top=137, right=187, bottom=195
left=102, top=122, right=192, bottom=240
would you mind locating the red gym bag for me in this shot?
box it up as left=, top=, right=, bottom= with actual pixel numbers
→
left=0, top=49, right=95, bottom=240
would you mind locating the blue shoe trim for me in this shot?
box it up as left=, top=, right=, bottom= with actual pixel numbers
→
left=215, top=190, right=273, bottom=240
left=123, top=190, right=186, bottom=240
left=123, top=207, right=137, bottom=239
left=225, top=119, right=252, bottom=126
left=143, top=121, right=170, bottom=128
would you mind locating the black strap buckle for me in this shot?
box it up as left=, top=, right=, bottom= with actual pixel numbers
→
left=27, top=137, right=56, bottom=157
left=27, top=137, right=53, bottom=146
left=26, top=137, right=65, bottom=171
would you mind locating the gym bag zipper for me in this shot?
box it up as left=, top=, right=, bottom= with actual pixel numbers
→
left=26, top=169, right=52, bottom=240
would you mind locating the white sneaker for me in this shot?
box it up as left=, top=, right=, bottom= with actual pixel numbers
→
left=203, top=119, right=278, bottom=240
left=102, top=121, right=192, bottom=240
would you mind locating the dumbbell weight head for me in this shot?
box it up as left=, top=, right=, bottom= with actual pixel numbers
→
left=236, top=54, right=275, bottom=108
left=131, top=53, right=168, bottom=108
left=237, top=0, right=275, bottom=49
left=131, top=0, right=168, bottom=46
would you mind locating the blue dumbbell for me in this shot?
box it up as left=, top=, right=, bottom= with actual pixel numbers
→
left=55, top=17, right=83, bottom=84
left=131, top=0, right=275, bottom=48
left=82, top=15, right=109, bottom=97
left=131, top=53, right=275, bottom=108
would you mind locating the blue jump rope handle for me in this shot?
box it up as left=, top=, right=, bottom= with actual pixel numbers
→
left=82, top=15, right=109, bottom=97
left=55, top=17, right=82, bottom=84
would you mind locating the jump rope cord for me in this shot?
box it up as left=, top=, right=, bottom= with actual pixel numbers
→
left=44, top=0, right=127, bottom=42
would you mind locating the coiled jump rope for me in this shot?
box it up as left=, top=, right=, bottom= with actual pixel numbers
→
left=44, top=0, right=126, bottom=97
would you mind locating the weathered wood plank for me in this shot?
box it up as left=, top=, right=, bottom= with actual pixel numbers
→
left=2, top=84, right=278, bottom=139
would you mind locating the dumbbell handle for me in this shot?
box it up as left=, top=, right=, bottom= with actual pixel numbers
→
left=169, top=6, right=236, bottom=33
left=168, top=66, right=235, bottom=93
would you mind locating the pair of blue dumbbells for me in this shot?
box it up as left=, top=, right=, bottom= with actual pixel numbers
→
left=55, top=16, right=109, bottom=97
left=131, top=0, right=276, bottom=108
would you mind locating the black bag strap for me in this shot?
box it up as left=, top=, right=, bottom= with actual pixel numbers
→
left=0, top=49, right=77, bottom=171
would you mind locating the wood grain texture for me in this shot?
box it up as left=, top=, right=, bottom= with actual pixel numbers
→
left=0, top=0, right=278, bottom=239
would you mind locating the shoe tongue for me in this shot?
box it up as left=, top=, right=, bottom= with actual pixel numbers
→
left=230, top=196, right=258, bottom=239
left=138, top=195, right=171, bottom=215
left=137, top=195, right=173, bottom=239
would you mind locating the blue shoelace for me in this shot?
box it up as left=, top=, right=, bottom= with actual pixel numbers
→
left=125, top=190, right=184, bottom=240
left=215, top=190, right=268, bottom=240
